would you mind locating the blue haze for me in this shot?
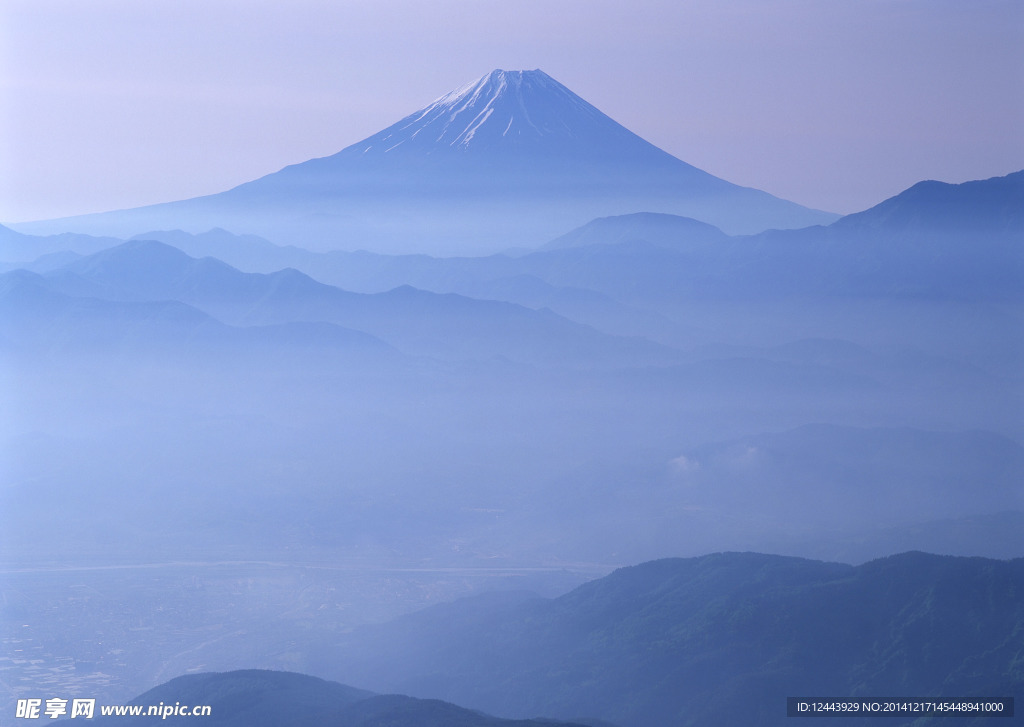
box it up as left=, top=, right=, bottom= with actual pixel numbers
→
left=0, top=70, right=1021, bottom=717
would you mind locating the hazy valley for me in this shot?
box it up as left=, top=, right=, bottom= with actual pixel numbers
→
left=1, top=69, right=1021, bottom=725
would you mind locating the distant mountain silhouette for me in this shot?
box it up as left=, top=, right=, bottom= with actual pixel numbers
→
left=0, top=266, right=395, bottom=359
left=0, top=268, right=224, bottom=353
left=76, top=170, right=1018, bottom=307
left=322, top=551, right=1024, bottom=727
left=90, top=669, right=594, bottom=726
left=38, top=239, right=683, bottom=367
left=0, top=223, right=123, bottom=262
left=13, top=70, right=836, bottom=252
left=543, top=212, right=729, bottom=251
left=780, top=511, right=1024, bottom=564
left=527, top=172, right=1023, bottom=302
left=832, top=170, right=1024, bottom=235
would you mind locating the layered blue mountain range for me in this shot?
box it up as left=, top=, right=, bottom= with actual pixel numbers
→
left=12, top=70, right=836, bottom=253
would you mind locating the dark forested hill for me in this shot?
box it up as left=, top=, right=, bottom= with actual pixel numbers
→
left=89, top=669, right=597, bottom=727
left=319, top=551, right=1024, bottom=727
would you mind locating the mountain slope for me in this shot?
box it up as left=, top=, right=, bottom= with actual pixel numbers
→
left=321, top=552, right=1024, bottom=727
left=334, top=67, right=682, bottom=161
left=90, top=670, right=594, bottom=727
left=832, top=169, right=1024, bottom=235
left=108, top=170, right=1022, bottom=311
left=0, top=267, right=395, bottom=360
left=14, top=70, right=836, bottom=252
left=0, top=223, right=125, bottom=263
left=543, top=212, right=730, bottom=251
left=41, top=239, right=684, bottom=367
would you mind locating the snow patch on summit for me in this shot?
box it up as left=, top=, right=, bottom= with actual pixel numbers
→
left=453, top=107, right=495, bottom=147
left=356, top=68, right=643, bottom=156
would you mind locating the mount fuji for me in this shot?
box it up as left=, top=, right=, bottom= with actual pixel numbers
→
left=18, top=70, right=837, bottom=254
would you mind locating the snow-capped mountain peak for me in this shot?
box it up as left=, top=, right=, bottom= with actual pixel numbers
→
left=350, top=69, right=653, bottom=157
left=14, top=69, right=839, bottom=251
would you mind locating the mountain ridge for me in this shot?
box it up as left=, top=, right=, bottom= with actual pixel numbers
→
left=831, top=170, right=1024, bottom=235
left=11, top=69, right=836, bottom=252
left=319, top=550, right=1024, bottom=727
left=89, top=669, right=596, bottom=727
left=338, top=69, right=675, bottom=160
left=29, top=239, right=685, bottom=368
left=22, top=168, right=1011, bottom=308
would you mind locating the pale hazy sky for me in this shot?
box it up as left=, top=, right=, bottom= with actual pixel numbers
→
left=2, top=0, right=1022, bottom=223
